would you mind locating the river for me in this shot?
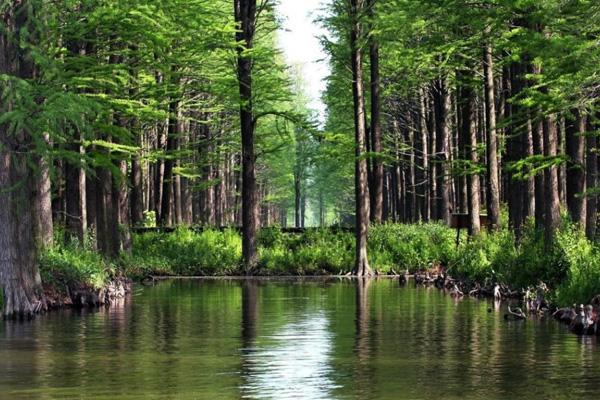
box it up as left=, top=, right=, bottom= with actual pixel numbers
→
left=1, top=278, right=599, bottom=399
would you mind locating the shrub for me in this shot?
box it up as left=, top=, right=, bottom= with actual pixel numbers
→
left=553, top=226, right=600, bottom=305
left=450, top=229, right=517, bottom=284
left=368, top=223, right=457, bottom=272
left=124, top=227, right=242, bottom=277
left=39, top=242, right=114, bottom=291
left=258, top=228, right=354, bottom=274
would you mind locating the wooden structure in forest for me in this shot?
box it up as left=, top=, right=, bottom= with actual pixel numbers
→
left=451, top=213, right=490, bottom=245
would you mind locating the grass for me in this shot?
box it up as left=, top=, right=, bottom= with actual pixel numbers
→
left=38, top=234, right=117, bottom=298
left=123, top=227, right=242, bottom=277
left=121, top=223, right=458, bottom=276
left=34, top=221, right=600, bottom=307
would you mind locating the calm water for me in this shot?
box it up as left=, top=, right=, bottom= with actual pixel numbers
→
left=1, top=278, right=600, bottom=399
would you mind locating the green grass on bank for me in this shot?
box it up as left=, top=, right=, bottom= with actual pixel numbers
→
left=36, top=221, right=600, bottom=306
left=121, top=223, right=458, bottom=277
left=38, top=231, right=118, bottom=296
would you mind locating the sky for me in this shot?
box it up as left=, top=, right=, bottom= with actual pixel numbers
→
left=277, top=0, right=330, bottom=125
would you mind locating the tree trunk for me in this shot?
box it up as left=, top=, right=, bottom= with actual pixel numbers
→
left=483, top=43, right=501, bottom=230
left=130, top=150, right=144, bottom=227
left=0, top=0, right=46, bottom=318
left=368, top=0, right=383, bottom=224
left=434, top=78, right=452, bottom=224
left=566, top=109, right=586, bottom=227
left=505, top=62, right=526, bottom=237
left=234, top=0, right=259, bottom=270
left=524, top=117, right=535, bottom=221
left=543, top=115, right=561, bottom=245
left=458, top=70, right=480, bottom=235
left=115, top=160, right=131, bottom=254
left=0, top=147, right=46, bottom=319
left=350, top=0, right=372, bottom=276
left=418, top=90, right=430, bottom=221
left=586, top=117, right=598, bottom=240
left=533, top=114, right=545, bottom=228
left=160, top=95, right=179, bottom=227
left=65, top=146, right=87, bottom=243
left=34, top=132, right=54, bottom=248
left=294, top=171, right=301, bottom=227
left=154, top=124, right=165, bottom=221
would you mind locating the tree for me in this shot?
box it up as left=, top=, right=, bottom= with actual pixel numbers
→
left=483, top=37, right=501, bottom=230
left=565, top=109, right=586, bottom=227
left=368, top=0, right=383, bottom=224
left=349, top=0, right=372, bottom=276
left=0, top=0, right=46, bottom=318
left=234, top=0, right=259, bottom=270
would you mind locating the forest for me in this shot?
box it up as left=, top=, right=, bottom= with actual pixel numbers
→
left=1, top=0, right=600, bottom=319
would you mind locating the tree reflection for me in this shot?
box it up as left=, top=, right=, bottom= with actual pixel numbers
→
left=241, top=279, right=259, bottom=346
left=354, top=277, right=374, bottom=396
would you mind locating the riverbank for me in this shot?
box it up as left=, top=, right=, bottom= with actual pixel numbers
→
left=26, top=221, right=600, bottom=312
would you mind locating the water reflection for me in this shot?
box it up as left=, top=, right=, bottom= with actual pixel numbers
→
left=1, top=279, right=600, bottom=399
left=240, top=279, right=336, bottom=399
left=353, top=277, right=374, bottom=398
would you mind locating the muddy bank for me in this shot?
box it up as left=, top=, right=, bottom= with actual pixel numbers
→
left=44, top=276, right=132, bottom=309
left=410, top=269, right=600, bottom=336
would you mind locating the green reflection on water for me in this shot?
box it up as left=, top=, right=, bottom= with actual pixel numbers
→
left=1, top=278, right=599, bottom=399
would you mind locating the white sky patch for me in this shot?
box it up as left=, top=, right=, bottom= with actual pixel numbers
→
left=277, top=0, right=329, bottom=125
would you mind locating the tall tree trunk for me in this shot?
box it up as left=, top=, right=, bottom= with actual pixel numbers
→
left=85, top=168, right=98, bottom=247
left=0, top=147, right=46, bottom=318
left=533, top=115, right=545, bottom=228
left=129, top=67, right=144, bottom=228
left=350, top=0, right=372, bottom=276
left=586, top=118, right=598, bottom=240
left=427, top=90, right=437, bottom=220
left=154, top=124, right=165, bottom=221
left=115, top=160, right=131, bottom=254
left=0, top=0, right=46, bottom=318
left=418, top=90, right=430, bottom=221
left=434, top=78, right=452, bottom=224
left=558, top=119, right=568, bottom=206
left=458, top=71, right=481, bottom=235
left=65, top=147, right=87, bottom=243
left=34, top=133, right=54, bottom=248
left=505, top=62, right=526, bottom=237
left=368, top=0, right=383, bottom=223
left=159, top=95, right=179, bottom=226
left=543, top=115, right=561, bottom=245
left=130, top=148, right=144, bottom=227
left=566, top=109, right=586, bottom=227
left=406, top=123, right=417, bottom=222
left=524, top=117, right=535, bottom=220
left=234, top=0, right=259, bottom=270
left=483, top=43, right=500, bottom=230
left=294, top=177, right=301, bottom=228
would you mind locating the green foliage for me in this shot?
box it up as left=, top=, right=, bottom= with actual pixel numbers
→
left=141, top=211, right=157, bottom=228
left=123, top=228, right=242, bottom=277
left=39, top=241, right=115, bottom=291
left=368, top=223, right=457, bottom=272
left=124, top=224, right=459, bottom=276
left=450, top=221, right=600, bottom=305
left=553, top=227, right=600, bottom=305
left=451, top=228, right=518, bottom=284
left=259, top=229, right=355, bottom=275
left=36, top=222, right=600, bottom=307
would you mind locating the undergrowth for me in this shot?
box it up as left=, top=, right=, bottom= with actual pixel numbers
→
left=36, top=221, right=600, bottom=306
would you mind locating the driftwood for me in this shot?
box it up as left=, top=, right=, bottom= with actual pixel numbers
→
left=505, top=306, right=527, bottom=320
